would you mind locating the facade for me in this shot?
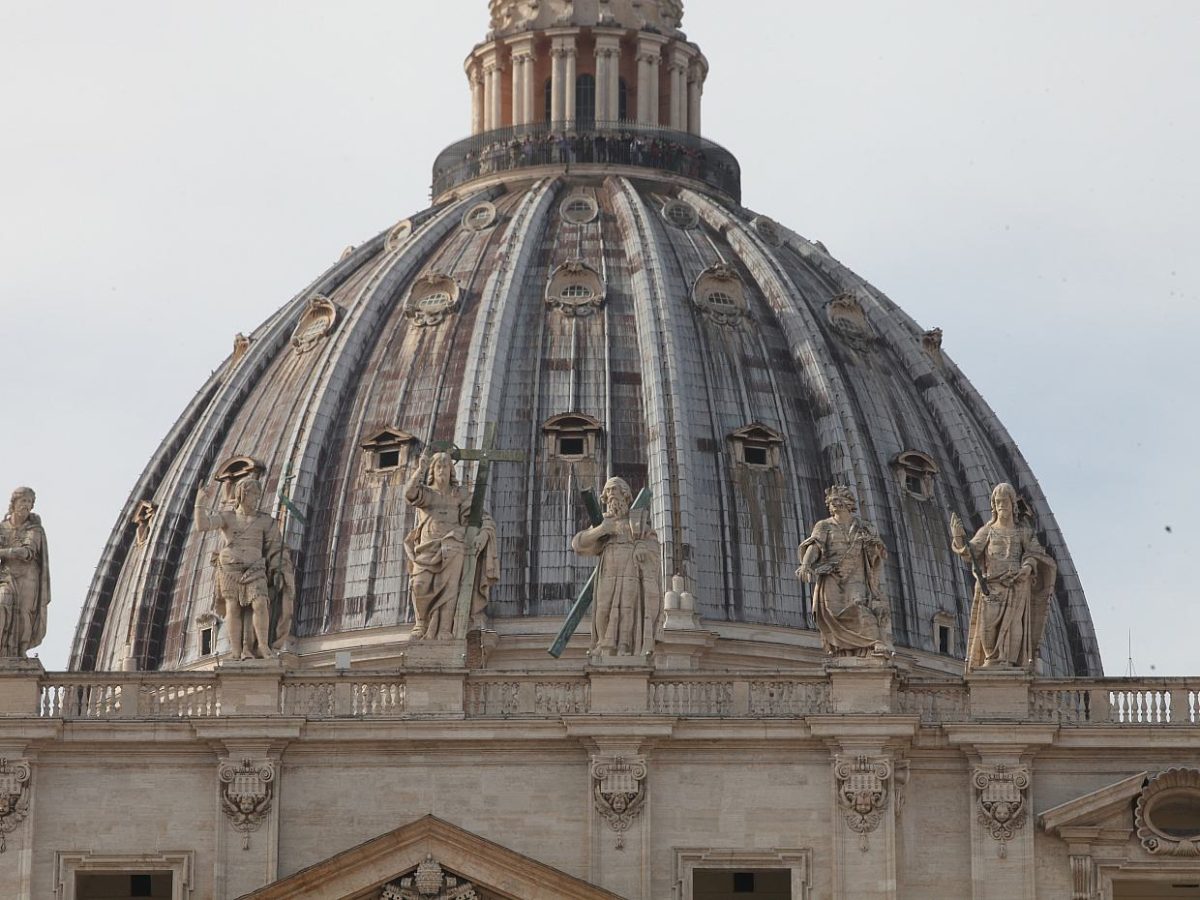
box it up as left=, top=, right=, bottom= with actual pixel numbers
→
left=1, top=2, right=1198, bottom=899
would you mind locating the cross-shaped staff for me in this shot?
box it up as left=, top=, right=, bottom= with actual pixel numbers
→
left=433, top=423, right=525, bottom=639
left=548, top=485, right=653, bottom=658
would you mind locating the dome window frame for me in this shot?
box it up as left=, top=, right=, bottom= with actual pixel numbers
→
left=545, top=259, right=605, bottom=318
left=543, top=413, right=603, bottom=463
left=462, top=201, right=498, bottom=232
left=213, top=456, right=266, bottom=504
left=560, top=195, right=599, bottom=225
left=932, top=610, right=957, bottom=655
left=362, top=427, right=417, bottom=474
left=662, top=199, right=699, bottom=230
left=892, top=450, right=939, bottom=501
left=1136, top=769, right=1200, bottom=856
left=291, top=295, right=338, bottom=354
left=752, top=215, right=783, bottom=246
left=729, top=423, right=784, bottom=469
left=693, top=263, right=748, bottom=326
left=404, top=273, right=461, bottom=328
left=385, top=219, right=414, bottom=252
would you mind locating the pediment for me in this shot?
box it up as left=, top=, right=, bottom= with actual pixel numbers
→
left=1040, top=771, right=1148, bottom=838
left=238, top=814, right=626, bottom=900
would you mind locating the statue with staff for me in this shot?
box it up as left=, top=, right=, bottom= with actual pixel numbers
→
left=0, top=487, right=51, bottom=658
left=550, top=477, right=659, bottom=659
left=403, top=424, right=522, bottom=640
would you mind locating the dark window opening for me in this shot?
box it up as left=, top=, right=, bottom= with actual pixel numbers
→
left=200, top=628, right=213, bottom=656
left=937, top=624, right=951, bottom=654
left=905, top=473, right=924, bottom=495
left=558, top=436, right=586, bottom=458
left=618, top=78, right=629, bottom=121
left=378, top=449, right=401, bottom=469
left=544, top=78, right=553, bottom=123
left=733, top=872, right=755, bottom=893
left=743, top=445, right=769, bottom=466
left=576, top=74, right=596, bottom=128
left=131, top=874, right=153, bottom=897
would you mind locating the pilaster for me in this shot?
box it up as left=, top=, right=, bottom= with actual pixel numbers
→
left=945, top=724, right=1058, bottom=900
left=635, top=34, right=667, bottom=125
left=507, top=35, right=534, bottom=126
left=594, top=30, right=623, bottom=122
left=549, top=32, right=577, bottom=127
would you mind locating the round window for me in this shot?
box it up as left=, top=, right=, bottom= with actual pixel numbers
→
left=560, top=196, right=599, bottom=224
left=706, top=291, right=736, bottom=307
left=663, top=200, right=698, bottom=229
left=463, top=203, right=497, bottom=231
left=419, top=292, right=453, bottom=311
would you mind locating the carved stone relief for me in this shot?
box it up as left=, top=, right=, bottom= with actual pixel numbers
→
left=545, top=259, right=605, bottom=317
left=132, top=500, right=157, bottom=546
left=218, top=757, right=275, bottom=850
left=381, top=855, right=480, bottom=900
left=405, top=273, right=461, bottom=327
left=692, top=263, right=747, bottom=326
left=291, top=295, right=338, bottom=353
left=1135, top=768, right=1200, bottom=857
left=826, top=292, right=874, bottom=348
left=591, top=755, right=648, bottom=848
left=974, top=764, right=1030, bottom=857
left=752, top=215, right=782, bottom=246
left=231, top=332, right=251, bottom=365
left=0, top=757, right=30, bottom=852
left=834, top=755, right=893, bottom=852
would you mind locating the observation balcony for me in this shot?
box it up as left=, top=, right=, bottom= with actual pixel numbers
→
left=432, top=120, right=741, bottom=202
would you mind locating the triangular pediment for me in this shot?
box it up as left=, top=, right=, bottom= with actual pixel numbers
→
left=238, top=814, right=626, bottom=900
left=1040, top=771, right=1148, bottom=837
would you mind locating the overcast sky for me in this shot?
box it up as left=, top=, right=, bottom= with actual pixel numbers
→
left=1, top=1, right=1196, bottom=674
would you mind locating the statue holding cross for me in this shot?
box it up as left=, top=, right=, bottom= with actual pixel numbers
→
left=403, top=425, right=523, bottom=641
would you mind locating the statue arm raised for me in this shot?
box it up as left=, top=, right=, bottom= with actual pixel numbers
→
left=404, top=451, right=433, bottom=506
left=193, top=483, right=225, bottom=532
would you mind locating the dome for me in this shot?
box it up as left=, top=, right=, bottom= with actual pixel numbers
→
left=70, top=4, right=1101, bottom=677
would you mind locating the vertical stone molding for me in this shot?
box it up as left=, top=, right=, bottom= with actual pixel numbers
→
left=219, top=757, right=276, bottom=850
left=590, top=755, right=647, bottom=849
left=974, top=765, right=1030, bottom=858
left=0, top=757, right=30, bottom=853
left=1069, top=854, right=1097, bottom=900
left=834, top=755, right=894, bottom=852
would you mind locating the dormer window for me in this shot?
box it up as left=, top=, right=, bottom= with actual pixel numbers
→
left=729, top=423, right=784, bottom=468
left=693, top=264, right=748, bottom=326
left=560, top=195, right=599, bottom=224
left=362, top=428, right=417, bottom=472
left=545, top=260, right=605, bottom=318
left=892, top=450, right=939, bottom=500
left=462, top=201, right=498, bottom=231
left=543, top=413, right=603, bottom=462
left=932, top=611, right=956, bottom=655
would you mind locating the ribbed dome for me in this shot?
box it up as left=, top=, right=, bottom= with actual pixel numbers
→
left=71, top=168, right=1101, bottom=675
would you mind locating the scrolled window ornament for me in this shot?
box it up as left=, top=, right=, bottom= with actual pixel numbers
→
left=0, top=757, right=31, bottom=853
left=218, top=758, right=275, bottom=850
left=973, top=765, right=1030, bottom=858
left=826, top=292, right=874, bottom=349
left=462, top=201, right=498, bottom=232
left=291, top=295, right=338, bottom=353
left=834, top=755, right=893, bottom=852
left=591, top=755, right=648, bottom=849
left=692, top=263, right=748, bottom=326
left=386, top=219, right=414, bottom=252
left=545, top=259, right=605, bottom=317
left=1135, top=768, right=1200, bottom=857
left=405, top=273, right=461, bottom=327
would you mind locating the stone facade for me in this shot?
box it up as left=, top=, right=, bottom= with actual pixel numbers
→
left=4, top=660, right=1200, bottom=898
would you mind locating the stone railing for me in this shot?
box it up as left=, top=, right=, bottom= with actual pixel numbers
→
left=17, top=670, right=1200, bottom=727
left=1030, top=679, right=1200, bottom=725
left=39, top=673, right=221, bottom=719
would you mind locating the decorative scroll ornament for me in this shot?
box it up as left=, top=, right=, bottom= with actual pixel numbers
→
left=380, top=855, right=479, bottom=900
left=219, top=758, right=275, bottom=850
left=591, top=756, right=648, bottom=849
left=1135, top=768, right=1200, bottom=857
left=835, top=755, right=892, bottom=852
left=692, top=263, right=747, bottom=327
left=405, top=273, right=461, bottom=328
left=974, top=765, right=1030, bottom=857
left=291, top=295, right=338, bottom=354
left=826, top=292, right=874, bottom=349
left=0, top=758, right=31, bottom=853
left=546, top=259, right=606, bottom=318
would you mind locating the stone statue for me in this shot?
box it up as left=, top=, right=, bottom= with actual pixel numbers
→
left=571, top=476, right=660, bottom=657
left=797, top=485, right=893, bottom=658
left=0, top=487, right=50, bottom=658
left=194, top=477, right=296, bottom=660
left=951, top=483, right=1056, bottom=672
left=403, top=450, right=499, bottom=640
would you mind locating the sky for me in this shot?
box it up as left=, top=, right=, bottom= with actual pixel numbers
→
left=1, top=1, right=1197, bottom=675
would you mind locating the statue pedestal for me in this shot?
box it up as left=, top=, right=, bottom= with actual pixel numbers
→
left=588, top=651, right=652, bottom=669
left=215, top=655, right=291, bottom=715
left=403, top=639, right=468, bottom=670
left=0, top=657, right=44, bottom=717
left=654, top=624, right=717, bottom=671
left=825, top=656, right=900, bottom=715
left=0, top=656, right=45, bottom=674
left=967, top=667, right=1032, bottom=720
